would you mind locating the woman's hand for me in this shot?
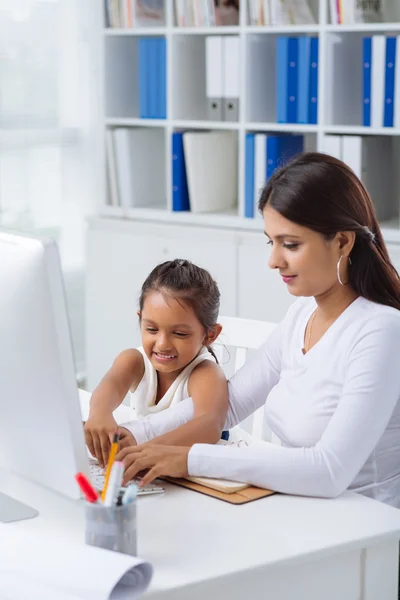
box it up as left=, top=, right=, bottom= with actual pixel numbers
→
left=118, top=426, right=137, bottom=452
left=115, top=444, right=190, bottom=487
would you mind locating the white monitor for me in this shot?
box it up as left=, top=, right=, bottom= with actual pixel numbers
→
left=0, top=231, right=90, bottom=518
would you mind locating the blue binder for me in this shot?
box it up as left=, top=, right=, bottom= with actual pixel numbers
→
left=287, top=37, right=299, bottom=124
left=158, top=38, right=167, bottom=119
left=172, top=132, right=190, bottom=211
left=276, top=37, right=289, bottom=123
left=297, top=36, right=311, bottom=124
left=266, top=135, right=304, bottom=180
left=308, top=37, right=319, bottom=125
left=245, top=133, right=255, bottom=218
left=363, top=37, right=372, bottom=127
left=384, top=37, right=396, bottom=128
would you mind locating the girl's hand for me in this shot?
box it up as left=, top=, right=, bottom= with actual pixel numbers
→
left=84, top=412, right=118, bottom=467
left=115, top=445, right=190, bottom=487
left=84, top=415, right=137, bottom=467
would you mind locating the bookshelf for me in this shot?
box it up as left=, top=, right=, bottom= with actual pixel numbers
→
left=100, top=0, right=400, bottom=239
left=85, top=0, right=400, bottom=389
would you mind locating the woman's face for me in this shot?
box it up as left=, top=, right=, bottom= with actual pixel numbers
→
left=263, top=205, right=343, bottom=298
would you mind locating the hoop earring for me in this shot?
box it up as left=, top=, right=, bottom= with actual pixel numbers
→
left=337, top=255, right=352, bottom=286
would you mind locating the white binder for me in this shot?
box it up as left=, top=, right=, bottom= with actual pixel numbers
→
left=222, top=36, right=240, bottom=122
left=254, top=133, right=267, bottom=217
left=205, top=36, right=223, bottom=121
left=371, top=35, right=385, bottom=129
left=183, top=131, right=237, bottom=213
left=105, top=129, right=120, bottom=207
left=113, top=127, right=134, bottom=209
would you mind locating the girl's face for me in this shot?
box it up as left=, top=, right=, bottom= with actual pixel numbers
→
left=263, top=205, right=345, bottom=298
left=140, top=291, right=212, bottom=375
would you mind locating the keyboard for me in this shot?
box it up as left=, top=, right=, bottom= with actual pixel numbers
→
left=89, top=459, right=165, bottom=497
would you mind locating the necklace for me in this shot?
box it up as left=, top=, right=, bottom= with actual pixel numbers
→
left=304, top=310, right=317, bottom=354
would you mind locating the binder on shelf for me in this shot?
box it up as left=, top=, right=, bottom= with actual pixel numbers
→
left=183, top=131, right=237, bottom=214
left=362, top=37, right=372, bottom=127
left=297, top=36, right=311, bottom=124
left=138, top=38, right=167, bottom=119
left=139, top=38, right=150, bottom=119
left=308, top=37, right=318, bottom=125
left=113, top=127, right=135, bottom=209
left=266, top=135, right=303, bottom=180
left=384, top=37, right=396, bottom=128
left=245, top=133, right=255, bottom=219
left=105, top=129, right=119, bottom=207
left=148, top=39, right=158, bottom=119
left=371, top=35, right=385, bottom=128
left=157, top=38, right=167, bottom=119
left=205, top=36, right=223, bottom=121
left=276, top=36, right=289, bottom=123
left=222, top=36, right=240, bottom=122
left=287, top=37, right=298, bottom=124
left=245, top=134, right=304, bottom=219
left=172, top=132, right=190, bottom=212
left=254, top=133, right=267, bottom=218
left=395, top=35, right=400, bottom=129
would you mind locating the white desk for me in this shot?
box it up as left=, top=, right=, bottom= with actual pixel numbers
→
left=2, top=390, right=400, bottom=599
left=2, top=469, right=400, bottom=599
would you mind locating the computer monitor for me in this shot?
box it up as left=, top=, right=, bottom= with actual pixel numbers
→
left=0, top=231, right=90, bottom=519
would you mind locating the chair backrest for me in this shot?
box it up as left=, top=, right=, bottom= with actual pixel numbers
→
left=214, top=316, right=277, bottom=440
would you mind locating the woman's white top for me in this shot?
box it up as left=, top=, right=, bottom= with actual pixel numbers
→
left=187, top=297, right=400, bottom=507
left=127, top=346, right=213, bottom=418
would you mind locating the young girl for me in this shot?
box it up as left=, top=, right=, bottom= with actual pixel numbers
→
left=84, top=259, right=228, bottom=467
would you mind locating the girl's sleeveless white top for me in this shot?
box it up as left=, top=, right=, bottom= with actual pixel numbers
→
left=130, top=347, right=214, bottom=418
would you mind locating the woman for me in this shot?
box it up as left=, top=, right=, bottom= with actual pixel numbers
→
left=116, top=152, right=400, bottom=508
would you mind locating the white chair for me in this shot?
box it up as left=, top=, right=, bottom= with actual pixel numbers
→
left=214, top=315, right=277, bottom=441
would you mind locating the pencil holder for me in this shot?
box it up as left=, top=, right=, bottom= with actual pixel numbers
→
left=84, top=501, right=137, bottom=556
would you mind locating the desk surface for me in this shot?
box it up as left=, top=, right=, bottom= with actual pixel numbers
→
left=2, top=469, right=400, bottom=599
left=3, top=390, right=400, bottom=599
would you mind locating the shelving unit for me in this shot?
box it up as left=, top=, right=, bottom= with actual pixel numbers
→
left=100, top=0, right=400, bottom=238
left=85, top=0, right=400, bottom=389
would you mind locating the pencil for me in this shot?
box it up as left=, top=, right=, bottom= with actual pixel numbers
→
left=101, top=432, right=119, bottom=503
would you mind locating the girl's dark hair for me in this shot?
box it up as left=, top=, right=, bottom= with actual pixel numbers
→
left=258, top=152, right=400, bottom=310
left=139, top=259, right=221, bottom=361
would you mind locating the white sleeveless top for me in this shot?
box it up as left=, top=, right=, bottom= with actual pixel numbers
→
left=130, top=347, right=214, bottom=418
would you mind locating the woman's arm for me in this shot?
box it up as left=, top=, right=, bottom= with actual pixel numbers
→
left=122, top=323, right=284, bottom=443
left=149, top=360, right=228, bottom=446
left=188, top=316, right=400, bottom=498
left=123, top=361, right=228, bottom=446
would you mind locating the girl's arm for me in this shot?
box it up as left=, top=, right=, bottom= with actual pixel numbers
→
left=122, top=322, right=284, bottom=444
left=84, top=349, right=144, bottom=465
left=147, top=360, right=228, bottom=446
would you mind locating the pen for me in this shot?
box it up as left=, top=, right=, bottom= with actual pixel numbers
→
left=75, top=472, right=100, bottom=504
left=122, top=483, right=138, bottom=505
left=103, top=461, right=125, bottom=507
left=101, top=431, right=119, bottom=503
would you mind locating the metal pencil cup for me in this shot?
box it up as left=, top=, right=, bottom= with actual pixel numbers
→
left=84, top=501, right=137, bottom=556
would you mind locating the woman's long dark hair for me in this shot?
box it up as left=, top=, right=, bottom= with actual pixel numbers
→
left=258, top=152, right=400, bottom=310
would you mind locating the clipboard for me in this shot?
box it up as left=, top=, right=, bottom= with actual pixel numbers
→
left=162, top=477, right=276, bottom=505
